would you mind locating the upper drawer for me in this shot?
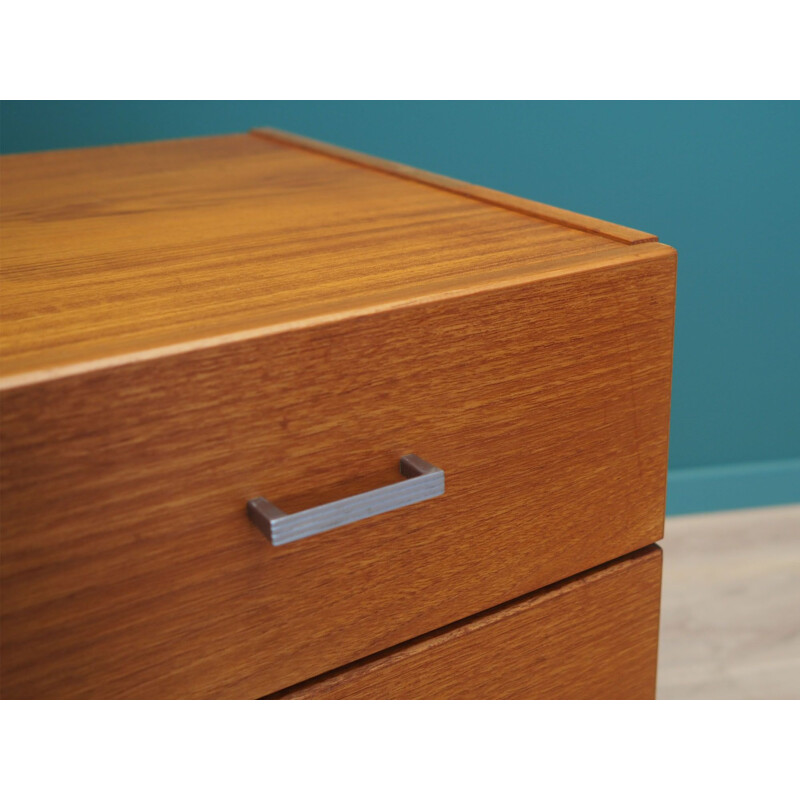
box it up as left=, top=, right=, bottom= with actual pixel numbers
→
left=0, top=130, right=675, bottom=698
left=0, top=245, right=675, bottom=698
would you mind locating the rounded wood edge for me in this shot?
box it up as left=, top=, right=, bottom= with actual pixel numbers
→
left=0, top=241, right=675, bottom=392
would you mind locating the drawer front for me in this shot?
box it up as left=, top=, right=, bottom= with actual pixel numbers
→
left=271, top=546, right=663, bottom=699
left=0, top=250, right=675, bottom=699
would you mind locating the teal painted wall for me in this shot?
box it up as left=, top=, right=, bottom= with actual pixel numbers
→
left=2, top=101, right=798, bottom=513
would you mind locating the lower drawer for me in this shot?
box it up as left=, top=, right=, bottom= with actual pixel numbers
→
left=270, top=545, right=662, bottom=700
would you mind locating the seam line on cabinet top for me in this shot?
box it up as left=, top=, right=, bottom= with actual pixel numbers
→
left=250, top=127, right=659, bottom=246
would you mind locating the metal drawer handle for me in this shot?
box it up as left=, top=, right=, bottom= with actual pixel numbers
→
left=247, top=454, right=445, bottom=546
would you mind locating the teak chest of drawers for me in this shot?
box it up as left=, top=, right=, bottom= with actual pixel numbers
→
left=0, top=128, right=676, bottom=699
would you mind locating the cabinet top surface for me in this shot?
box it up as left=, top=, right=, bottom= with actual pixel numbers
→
left=0, top=129, right=659, bottom=386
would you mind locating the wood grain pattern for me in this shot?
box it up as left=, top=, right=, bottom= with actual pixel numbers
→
left=0, top=132, right=631, bottom=384
left=252, top=127, right=658, bottom=245
left=271, top=545, right=663, bottom=700
left=0, top=243, right=675, bottom=699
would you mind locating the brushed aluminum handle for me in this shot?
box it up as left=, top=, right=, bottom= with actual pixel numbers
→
left=247, top=454, right=445, bottom=546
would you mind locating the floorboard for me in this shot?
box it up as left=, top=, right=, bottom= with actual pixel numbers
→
left=659, top=504, right=800, bottom=699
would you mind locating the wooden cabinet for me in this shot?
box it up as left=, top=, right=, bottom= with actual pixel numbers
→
left=0, top=128, right=675, bottom=699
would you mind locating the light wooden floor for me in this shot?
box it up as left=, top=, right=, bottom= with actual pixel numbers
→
left=658, top=504, right=800, bottom=699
